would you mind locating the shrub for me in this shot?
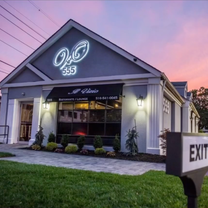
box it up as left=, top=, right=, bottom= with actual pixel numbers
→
left=65, top=145, right=78, bottom=153
left=77, top=136, right=85, bottom=150
left=94, top=148, right=106, bottom=155
left=46, top=142, right=58, bottom=151
left=31, top=144, right=41, bottom=151
left=93, top=135, right=103, bottom=149
left=48, top=132, right=56, bottom=143
left=61, top=135, right=69, bottom=148
left=125, top=126, right=138, bottom=156
left=33, top=125, right=45, bottom=146
left=158, top=128, right=170, bottom=155
left=113, top=134, right=120, bottom=152
left=80, top=149, right=88, bottom=155
left=106, top=151, right=116, bottom=157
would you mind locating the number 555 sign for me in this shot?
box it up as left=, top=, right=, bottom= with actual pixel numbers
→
left=53, top=40, right=90, bottom=76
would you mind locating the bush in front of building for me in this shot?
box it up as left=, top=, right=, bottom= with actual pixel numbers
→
left=31, top=144, right=41, bottom=151
left=61, top=135, right=69, bottom=148
left=113, top=134, right=120, bottom=152
left=93, top=135, right=103, bottom=149
left=48, top=132, right=56, bottom=143
left=77, top=136, right=85, bottom=150
left=94, top=148, right=106, bottom=155
left=158, top=128, right=170, bottom=155
left=125, top=126, right=138, bottom=156
left=33, top=125, right=45, bottom=146
left=65, top=145, right=78, bottom=153
left=46, top=142, right=58, bottom=151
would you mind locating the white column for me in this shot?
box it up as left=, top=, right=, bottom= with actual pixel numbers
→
left=196, top=117, right=199, bottom=133
left=192, top=114, right=196, bottom=133
left=29, top=98, right=42, bottom=146
left=6, top=99, right=20, bottom=144
left=146, top=82, right=163, bottom=154
left=182, top=103, right=190, bottom=132
left=0, top=88, right=8, bottom=143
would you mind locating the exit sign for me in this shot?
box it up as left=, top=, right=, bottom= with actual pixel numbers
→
left=166, top=132, right=208, bottom=176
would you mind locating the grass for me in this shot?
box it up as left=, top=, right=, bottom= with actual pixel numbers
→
left=0, top=152, right=15, bottom=158
left=0, top=161, right=208, bottom=208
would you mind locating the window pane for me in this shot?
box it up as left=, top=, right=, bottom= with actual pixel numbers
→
left=106, top=123, right=121, bottom=136
left=89, top=123, right=104, bottom=135
left=57, top=123, right=71, bottom=134
left=73, top=110, right=88, bottom=122
left=72, top=123, right=87, bottom=135
left=59, top=102, right=73, bottom=110
left=106, top=99, right=122, bottom=109
left=89, top=110, right=105, bottom=122
left=75, top=102, right=89, bottom=109
left=58, top=111, right=73, bottom=122
left=90, top=101, right=106, bottom=109
left=106, top=109, right=121, bottom=122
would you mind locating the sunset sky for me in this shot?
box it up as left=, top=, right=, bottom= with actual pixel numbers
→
left=0, top=0, right=207, bottom=90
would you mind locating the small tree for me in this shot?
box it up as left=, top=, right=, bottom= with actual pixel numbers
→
left=93, top=135, right=103, bottom=149
left=48, top=132, right=56, bottom=143
left=61, top=135, right=69, bottom=148
left=125, top=126, right=138, bottom=156
left=158, top=128, right=170, bottom=155
left=77, top=136, right=85, bottom=150
left=113, top=134, right=120, bottom=152
left=33, top=125, right=45, bottom=146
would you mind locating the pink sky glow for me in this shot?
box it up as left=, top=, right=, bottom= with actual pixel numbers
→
left=0, top=0, right=208, bottom=91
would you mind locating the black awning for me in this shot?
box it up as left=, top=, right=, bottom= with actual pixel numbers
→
left=46, top=84, right=123, bottom=102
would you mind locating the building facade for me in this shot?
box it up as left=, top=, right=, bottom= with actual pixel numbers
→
left=0, top=20, right=199, bottom=154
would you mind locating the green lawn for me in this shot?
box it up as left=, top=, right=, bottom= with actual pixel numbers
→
left=0, top=152, right=15, bottom=158
left=0, top=161, right=208, bottom=208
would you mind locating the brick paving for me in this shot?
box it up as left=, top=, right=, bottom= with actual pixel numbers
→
left=0, top=144, right=165, bottom=175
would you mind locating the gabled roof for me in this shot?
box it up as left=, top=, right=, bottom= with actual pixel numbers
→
left=0, top=19, right=162, bottom=88
left=171, top=82, right=187, bottom=87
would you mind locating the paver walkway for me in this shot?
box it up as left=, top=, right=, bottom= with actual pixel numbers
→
left=0, top=144, right=165, bottom=175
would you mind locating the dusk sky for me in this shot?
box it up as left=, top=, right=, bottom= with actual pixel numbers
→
left=0, top=0, right=207, bottom=90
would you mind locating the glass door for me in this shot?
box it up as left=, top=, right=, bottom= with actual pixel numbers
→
left=19, top=103, right=33, bottom=142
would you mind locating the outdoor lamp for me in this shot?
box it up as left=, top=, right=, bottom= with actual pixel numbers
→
left=43, top=102, right=50, bottom=110
left=137, top=95, right=143, bottom=107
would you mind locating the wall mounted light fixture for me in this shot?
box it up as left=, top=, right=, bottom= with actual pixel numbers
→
left=43, top=102, right=50, bottom=110
left=137, top=95, right=143, bottom=107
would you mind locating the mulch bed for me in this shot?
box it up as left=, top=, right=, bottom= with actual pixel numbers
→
left=21, top=147, right=166, bottom=163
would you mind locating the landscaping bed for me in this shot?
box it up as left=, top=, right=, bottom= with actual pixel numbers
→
left=21, top=147, right=166, bottom=163
left=0, top=161, right=208, bottom=208
left=0, top=152, right=15, bottom=158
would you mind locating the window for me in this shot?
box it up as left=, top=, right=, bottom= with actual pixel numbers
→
left=57, top=99, right=122, bottom=137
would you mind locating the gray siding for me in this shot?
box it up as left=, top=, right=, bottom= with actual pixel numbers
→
left=41, top=90, right=58, bottom=146
left=8, top=67, right=43, bottom=83
left=8, top=86, right=42, bottom=99
left=121, top=85, right=147, bottom=153
left=32, top=28, right=149, bottom=80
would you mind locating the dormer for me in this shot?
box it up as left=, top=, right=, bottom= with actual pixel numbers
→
left=171, top=81, right=188, bottom=99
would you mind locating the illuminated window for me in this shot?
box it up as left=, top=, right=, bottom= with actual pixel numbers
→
left=57, top=99, right=122, bottom=139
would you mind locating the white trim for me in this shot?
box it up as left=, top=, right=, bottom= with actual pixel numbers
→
left=3, top=73, right=155, bottom=88
left=26, top=64, right=51, bottom=81
left=164, top=87, right=183, bottom=107
left=42, top=79, right=149, bottom=91
left=0, top=20, right=161, bottom=87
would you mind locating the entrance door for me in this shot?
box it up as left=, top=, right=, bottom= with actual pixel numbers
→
left=19, top=103, right=33, bottom=142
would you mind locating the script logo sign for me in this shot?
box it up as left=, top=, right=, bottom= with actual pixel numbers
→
left=53, top=40, right=90, bottom=76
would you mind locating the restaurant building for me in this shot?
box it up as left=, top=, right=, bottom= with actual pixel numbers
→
left=0, top=19, right=199, bottom=154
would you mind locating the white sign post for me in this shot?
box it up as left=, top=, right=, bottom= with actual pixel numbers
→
left=166, top=132, right=208, bottom=208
